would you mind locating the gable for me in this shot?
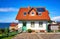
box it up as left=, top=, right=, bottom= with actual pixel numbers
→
left=29, top=9, right=36, bottom=16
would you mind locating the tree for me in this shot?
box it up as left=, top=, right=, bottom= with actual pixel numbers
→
left=48, top=20, right=52, bottom=23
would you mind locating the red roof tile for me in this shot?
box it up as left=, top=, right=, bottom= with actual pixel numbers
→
left=16, top=7, right=50, bottom=21
left=10, top=23, right=18, bottom=27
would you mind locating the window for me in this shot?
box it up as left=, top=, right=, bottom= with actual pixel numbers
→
left=31, top=22, right=35, bottom=27
left=39, top=22, right=43, bottom=27
left=24, top=12, right=26, bottom=16
left=38, top=12, right=42, bottom=16
left=32, top=12, right=34, bottom=14
left=31, top=12, right=35, bottom=16
left=23, top=22, right=26, bottom=26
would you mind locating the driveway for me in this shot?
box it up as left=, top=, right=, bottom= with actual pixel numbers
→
left=12, top=33, right=60, bottom=39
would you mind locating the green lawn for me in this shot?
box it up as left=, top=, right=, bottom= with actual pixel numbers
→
left=0, top=34, right=2, bottom=36
left=1, top=36, right=14, bottom=39
left=0, top=31, right=18, bottom=39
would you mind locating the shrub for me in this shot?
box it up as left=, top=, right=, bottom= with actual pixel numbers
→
left=27, top=29, right=32, bottom=33
left=11, top=28, right=16, bottom=32
left=58, top=30, right=60, bottom=32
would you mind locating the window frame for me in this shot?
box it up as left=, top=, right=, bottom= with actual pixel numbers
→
left=39, top=22, right=43, bottom=27
left=31, top=22, right=35, bottom=28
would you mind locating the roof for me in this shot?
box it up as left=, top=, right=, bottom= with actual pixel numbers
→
left=48, top=24, right=59, bottom=26
left=16, top=6, right=50, bottom=21
left=50, top=24, right=59, bottom=26
left=10, top=23, right=18, bottom=27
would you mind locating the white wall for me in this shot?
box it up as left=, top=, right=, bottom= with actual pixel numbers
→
left=26, top=21, right=31, bottom=29
left=18, top=21, right=23, bottom=28
left=51, top=26, right=59, bottom=30
left=18, top=21, right=47, bottom=31
left=26, top=21, right=47, bottom=30
left=18, top=21, right=23, bottom=32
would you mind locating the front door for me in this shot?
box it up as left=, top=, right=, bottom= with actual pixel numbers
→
left=22, top=22, right=27, bottom=32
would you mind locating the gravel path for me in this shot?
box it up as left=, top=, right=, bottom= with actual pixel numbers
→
left=12, top=33, right=60, bottom=39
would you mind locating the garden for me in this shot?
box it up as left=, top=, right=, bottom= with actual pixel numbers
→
left=0, top=28, right=18, bottom=39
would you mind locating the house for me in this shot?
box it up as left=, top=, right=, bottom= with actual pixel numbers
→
left=9, top=22, right=18, bottom=32
left=49, top=24, right=59, bottom=31
left=16, top=6, right=50, bottom=32
left=48, top=21, right=60, bottom=31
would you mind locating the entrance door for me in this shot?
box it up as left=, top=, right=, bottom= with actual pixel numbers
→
left=22, top=22, right=27, bottom=32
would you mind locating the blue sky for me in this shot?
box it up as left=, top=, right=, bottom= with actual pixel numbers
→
left=0, top=0, right=60, bottom=23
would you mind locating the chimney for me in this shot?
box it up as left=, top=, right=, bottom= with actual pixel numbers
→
left=28, top=6, right=31, bottom=10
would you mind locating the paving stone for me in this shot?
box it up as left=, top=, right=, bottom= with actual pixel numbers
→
left=12, top=33, right=60, bottom=39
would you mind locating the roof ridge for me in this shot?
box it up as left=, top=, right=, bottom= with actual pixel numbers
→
left=20, top=6, right=46, bottom=8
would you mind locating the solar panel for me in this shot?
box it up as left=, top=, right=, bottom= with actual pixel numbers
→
left=36, top=8, right=45, bottom=12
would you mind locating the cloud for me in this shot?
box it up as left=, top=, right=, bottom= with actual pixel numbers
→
left=0, top=20, right=18, bottom=23
left=51, top=16, right=60, bottom=21
left=0, top=20, right=2, bottom=22
left=0, top=8, right=19, bottom=12
left=0, top=17, right=18, bottom=23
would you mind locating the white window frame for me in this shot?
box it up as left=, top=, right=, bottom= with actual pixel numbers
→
left=38, top=12, right=42, bottom=16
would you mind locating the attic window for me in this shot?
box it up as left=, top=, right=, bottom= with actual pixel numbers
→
left=24, top=12, right=26, bottom=16
left=31, top=12, right=35, bottom=16
left=32, top=12, right=34, bottom=14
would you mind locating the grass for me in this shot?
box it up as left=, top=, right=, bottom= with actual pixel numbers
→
left=0, top=34, right=2, bottom=36
left=1, top=36, right=14, bottom=39
left=0, top=31, right=18, bottom=39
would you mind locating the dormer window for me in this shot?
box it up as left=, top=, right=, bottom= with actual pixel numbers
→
left=32, top=12, right=34, bottom=14
left=24, top=12, right=26, bottom=16
left=31, top=12, right=35, bottom=16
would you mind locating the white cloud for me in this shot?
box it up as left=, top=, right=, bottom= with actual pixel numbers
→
left=0, top=18, right=18, bottom=23
left=51, top=16, right=60, bottom=21
left=0, top=8, right=19, bottom=12
left=0, top=20, right=2, bottom=22
left=0, top=20, right=18, bottom=23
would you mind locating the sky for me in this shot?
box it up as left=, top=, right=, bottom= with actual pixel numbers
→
left=0, top=0, right=60, bottom=23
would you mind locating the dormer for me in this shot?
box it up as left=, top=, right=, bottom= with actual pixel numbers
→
left=29, top=9, right=36, bottom=16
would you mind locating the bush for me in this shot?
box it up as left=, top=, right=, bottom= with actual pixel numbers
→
left=8, top=31, right=18, bottom=36
left=27, top=29, right=32, bottom=33
left=58, top=30, right=60, bottom=32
